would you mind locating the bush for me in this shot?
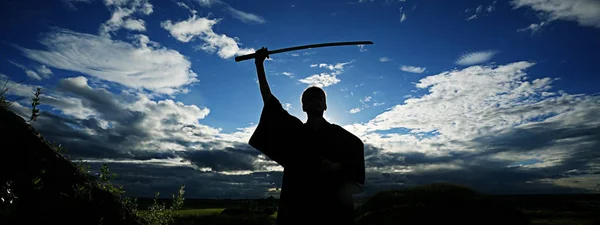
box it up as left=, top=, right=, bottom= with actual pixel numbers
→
left=1, top=101, right=186, bottom=225
left=140, top=185, right=186, bottom=225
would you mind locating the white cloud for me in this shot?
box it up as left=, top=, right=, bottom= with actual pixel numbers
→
left=132, top=95, right=213, bottom=140
left=398, top=6, right=407, bottom=22
left=518, top=22, right=548, bottom=34
left=379, top=57, right=391, bottom=62
left=539, top=174, right=600, bottom=191
left=19, top=29, right=198, bottom=95
left=4, top=73, right=286, bottom=177
left=369, top=61, right=539, bottom=133
left=194, top=0, right=219, bottom=7
left=99, top=0, right=153, bottom=37
left=511, top=0, right=600, bottom=28
left=310, top=61, right=353, bottom=75
left=161, top=15, right=255, bottom=59
left=0, top=74, right=38, bottom=97
left=455, top=50, right=497, bottom=66
left=36, top=65, right=53, bottom=78
left=283, top=103, right=292, bottom=111
left=8, top=61, right=42, bottom=80
left=82, top=158, right=192, bottom=167
left=349, top=96, right=379, bottom=114
left=123, top=18, right=146, bottom=31
left=281, top=72, right=293, bottom=77
left=298, top=73, right=341, bottom=88
left=340, top=62, right=600, bottom=191
left=344, top=61, right=592, bottom=154
left=192, top=0, right=267, bottom=24
left=1, top=74, right=97, bottom=119
left=161, top=15, right=217, bottom=43
left=52, top=75, right=216, bottom=139
left=300, top=61, right=353, bottom=87
left=465, top=1, right=496, bottom=21
left=400, top=65, right=426, bottom=74
left=358, top=44, right=368, bottom=52
left=54, top=75, right=239, bottom=153
left=227, top=7, right=266, bottom=24
left=177, top=2, right=196, bottom=14
left=62, top=0, right=93, bottom=10
left=466, top=14, right=477, bottom=21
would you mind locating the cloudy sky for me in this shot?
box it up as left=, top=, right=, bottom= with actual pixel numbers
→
left=1, top=0, right=599, bottom=198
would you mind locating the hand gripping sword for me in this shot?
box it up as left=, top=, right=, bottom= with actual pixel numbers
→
left=234, top=41, right=374, bottom=62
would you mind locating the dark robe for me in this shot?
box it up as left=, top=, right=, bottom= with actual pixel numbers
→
left=249, top=94, right=365, bottom=225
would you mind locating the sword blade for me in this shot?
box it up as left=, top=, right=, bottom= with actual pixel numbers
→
left=234, top=41, right=373, bottom=62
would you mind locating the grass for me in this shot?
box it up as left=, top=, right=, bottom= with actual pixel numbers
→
left=169, top=208, right=277, bottom=225
left=522, top=209, right=599, bottom=225
left=137, top=206, right=600, bottom=225
left=177, top=208, right=225, bottom=217
left=530, top=218, right=597, bottom=225
left=139, top=208, right=277, bottom=218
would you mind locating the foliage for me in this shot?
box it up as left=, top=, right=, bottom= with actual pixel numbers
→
left=29, top=87, right=41, bottom=122
left=0, top=79, right=12, bottom=110
left=141, top=185, right=186, bottom=225
left=94, top=161, right=187, bottom=225
left=0, top=181, right=18, bottom=218
left=0, top=79, right=41, bottom=120
left=1, top=91, right=187, bottom=225
left=92, top=162, right=187, bottom=225
left=98, top=163, right=126, bottom=196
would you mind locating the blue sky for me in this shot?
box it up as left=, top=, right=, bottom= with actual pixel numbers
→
left=1, top=0, right=599, bottom=198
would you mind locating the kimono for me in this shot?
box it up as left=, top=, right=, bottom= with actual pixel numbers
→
left=249, top=94, right=365, bottom=225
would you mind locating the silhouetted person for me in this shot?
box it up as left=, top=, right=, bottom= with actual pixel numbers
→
left=248, top=48, right=365, bottom=225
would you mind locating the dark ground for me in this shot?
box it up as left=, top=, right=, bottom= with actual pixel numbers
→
left=137, top=193, right=600, bottom=225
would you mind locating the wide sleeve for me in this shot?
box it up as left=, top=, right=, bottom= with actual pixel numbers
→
left=351, top=137, right=366, bottom=185
left=334, top=126, right=366, bottom=187
left=248, top=94, right=303, bottom=167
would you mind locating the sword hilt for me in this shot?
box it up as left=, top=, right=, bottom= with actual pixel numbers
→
left=235, top=47, right=270, bottom=62
left=234, top=53, right=257, bottom=62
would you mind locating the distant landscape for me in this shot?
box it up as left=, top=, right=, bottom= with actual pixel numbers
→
left=135, top=193, right=600, bottom=225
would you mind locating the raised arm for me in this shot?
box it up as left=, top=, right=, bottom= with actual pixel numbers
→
left=249, top=48, right=330, bottom=170
left=255, top=47, right=272, bottom=104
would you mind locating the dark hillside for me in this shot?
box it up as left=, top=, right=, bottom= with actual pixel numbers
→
left=0, top=107, right=143, bottom=225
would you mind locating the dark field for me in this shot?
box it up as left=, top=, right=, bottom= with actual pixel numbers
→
left=135, top=194, right=600, bottom=225
left=492, top=194, right=600, bottom=225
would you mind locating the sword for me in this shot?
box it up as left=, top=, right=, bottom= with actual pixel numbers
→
left=234, top=41, right=374, bottom=62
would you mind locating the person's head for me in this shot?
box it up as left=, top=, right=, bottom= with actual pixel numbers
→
left=302, top=86, right=327, bottom=117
